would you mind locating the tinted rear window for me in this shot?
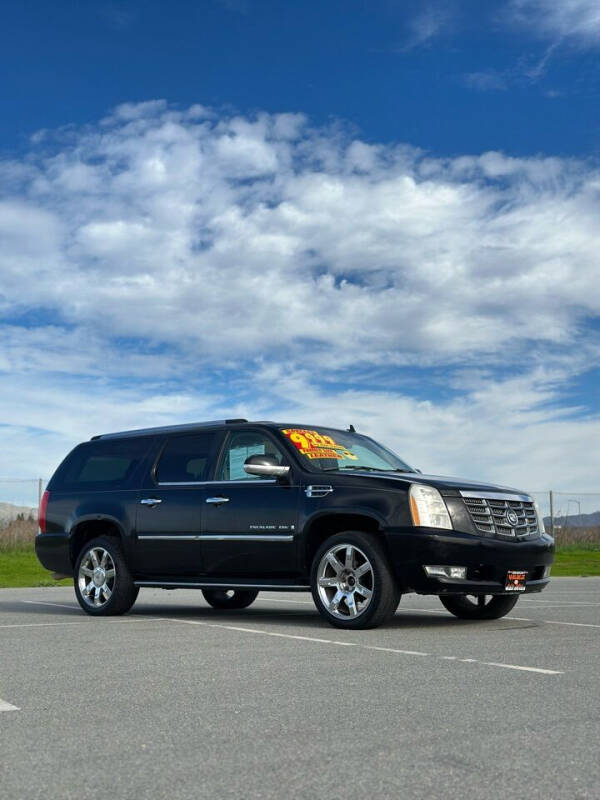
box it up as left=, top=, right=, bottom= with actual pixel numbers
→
left=52, top=438, right=152, bottom=490
left=155, top=432, right=217, bottom=483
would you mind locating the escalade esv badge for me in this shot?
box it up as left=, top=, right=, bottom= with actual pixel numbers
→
left=35, top=418, right=555, bottom=629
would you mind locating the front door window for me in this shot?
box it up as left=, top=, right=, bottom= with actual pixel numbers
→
left=216, top=431, right=285, bottom=481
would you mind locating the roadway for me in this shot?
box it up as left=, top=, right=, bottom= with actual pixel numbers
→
left=1, top=578, right=599, bottom=799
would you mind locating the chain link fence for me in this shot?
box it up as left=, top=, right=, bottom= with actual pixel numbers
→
left=530, top=491, right=600, bottom=545
left=0, top=479, right=45, bottom=551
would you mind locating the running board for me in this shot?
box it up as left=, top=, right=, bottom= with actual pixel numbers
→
left=134, top=580, right=311, bottom=591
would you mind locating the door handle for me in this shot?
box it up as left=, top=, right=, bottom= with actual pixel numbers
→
left=205, top=496, right=230, bottom=504
left=140, top=498, right=162, bottom=507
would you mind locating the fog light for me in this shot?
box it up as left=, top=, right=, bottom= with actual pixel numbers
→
left=543, top=565, right=552, bottom=578
left=424, top=565, right=467, bottom=579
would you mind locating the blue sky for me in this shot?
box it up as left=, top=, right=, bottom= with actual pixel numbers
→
left=0, top=0, right=599, bottom=497
left=2, top=0, right=600, bottom=156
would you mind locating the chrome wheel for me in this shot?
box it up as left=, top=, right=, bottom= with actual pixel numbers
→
left=466, top=595, right=491, bottom=607
left=77, top=547, right=116, bottom=609
left=316, top=544, right=374, bottom=620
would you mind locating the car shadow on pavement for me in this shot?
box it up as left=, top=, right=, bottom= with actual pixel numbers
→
left=1, top=596, right=538, bottom=630
left=132, top=603, right=518, bottom=630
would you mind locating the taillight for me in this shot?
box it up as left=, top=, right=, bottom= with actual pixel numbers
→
left=38, top=490, right=50, bottom=533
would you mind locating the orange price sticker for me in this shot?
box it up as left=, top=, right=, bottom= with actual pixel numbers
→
left=281, top=429, right=358, bottom=460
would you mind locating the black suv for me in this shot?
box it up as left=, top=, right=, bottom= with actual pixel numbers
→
left=35, top=419, right=554, bottom=629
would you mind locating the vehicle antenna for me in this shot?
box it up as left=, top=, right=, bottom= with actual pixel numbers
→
left=348, top=424, right=356, bottom=432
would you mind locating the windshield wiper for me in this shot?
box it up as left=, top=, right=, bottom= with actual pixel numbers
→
left=321, top=464, right=392, bottom=472
left=321, top=465, right=408, bottom=473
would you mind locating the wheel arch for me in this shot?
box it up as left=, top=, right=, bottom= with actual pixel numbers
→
left=302, top=511, right=386, bottom=573
left=68, top=515, right=126, bottom=566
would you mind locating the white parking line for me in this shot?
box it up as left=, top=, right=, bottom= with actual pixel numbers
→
left=260, top=597, right=312, bottom=605
left=369, top=645, right=429, bottom=657
left=478, top=661, right=561, bottom=675
left=0, top=621, right=89, bottom=630
left=21, top=600, right=80, bottom=611
left=521, top=599, right=600, bottom=606
left=1, top=618, right=167, bottom=630
left=259, top=597, right=600, bottom=629
left=513, top=618, right=600, bottom=629
left=516, top=604, right=600, bottom=610
left=171, top=619, right=358, bottom=647
left=404, top=607, right=600, bottom=629
left=0, top=698, right=20, bottom=712
left=166, top=618, right=563, bottom=675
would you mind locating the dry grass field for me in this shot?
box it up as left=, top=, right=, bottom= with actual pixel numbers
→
left=0, top=517, right=37, bottom=552
left=552, top=525, right=600, bottom=545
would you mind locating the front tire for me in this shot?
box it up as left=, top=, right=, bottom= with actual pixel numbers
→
left=74, top=536, right=139, bottom=616
left=202, top=589, right=259, bottom=609
left=311, top=531, right=400, bottom=629
left=439, top=594, right=519, bottom=620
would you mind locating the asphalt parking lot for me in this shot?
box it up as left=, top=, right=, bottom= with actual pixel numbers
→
left=1, top=578, right=599, bottom=800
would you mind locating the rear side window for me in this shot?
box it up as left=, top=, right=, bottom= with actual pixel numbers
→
left=53, top=438, right=152, bottom=491
left=155, top=432, right=217, bottom=483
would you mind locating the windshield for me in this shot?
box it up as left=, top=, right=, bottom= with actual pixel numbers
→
left=278, top=427, right=413, bottom=473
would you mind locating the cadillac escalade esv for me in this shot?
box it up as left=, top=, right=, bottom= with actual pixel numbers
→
left=35, top=419, right=554, bottom=629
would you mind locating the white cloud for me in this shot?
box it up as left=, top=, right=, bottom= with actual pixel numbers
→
left=0, top=103, right=598, bottom=493
left=462, top=71, right=508, bottom=91
left=400, top=5, right=452, bottom=50
left=2, top=360, right=598, bottom=500
left=509, top=0, right=600, bottom=45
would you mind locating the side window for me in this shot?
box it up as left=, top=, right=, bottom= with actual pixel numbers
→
left=156, top=433, right=216, bottom=484
left=217, top=431, right=284, bottom=481
left=57, top=438, right=151, bottom=490
left=78, top=456, right=132, bottom=483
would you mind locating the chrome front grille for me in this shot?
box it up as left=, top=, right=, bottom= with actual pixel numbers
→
left=461, top=492, right=539, bottom=540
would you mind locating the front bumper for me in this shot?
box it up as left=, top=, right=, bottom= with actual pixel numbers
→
left=35, top=532, right=72, bottom=575
left=384, top=527, right=555, bottom=595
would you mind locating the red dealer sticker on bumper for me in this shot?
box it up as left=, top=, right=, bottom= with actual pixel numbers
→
left=506, top=570, right=527, bottom=591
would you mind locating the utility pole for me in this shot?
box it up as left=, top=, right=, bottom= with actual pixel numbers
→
left=549, top=490, right=554, bottom=537
left=38, top=478, right=43, bottom=510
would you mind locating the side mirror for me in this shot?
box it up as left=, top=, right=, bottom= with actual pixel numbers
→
left=243, top=454, right=290, bottom=478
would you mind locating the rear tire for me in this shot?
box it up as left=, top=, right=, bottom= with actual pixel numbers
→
left=202, top=589, right=259, bottom=609
left=74, top=536, right=139, bottom=616
left=311, top=531, right=400, bottom=630
left=439, top=594, right=519, bottom=620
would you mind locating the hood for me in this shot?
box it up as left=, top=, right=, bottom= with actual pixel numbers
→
left=338, top=470, right=528, bottom=496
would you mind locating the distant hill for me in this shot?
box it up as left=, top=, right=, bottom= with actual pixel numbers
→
left=544, top=510, right=600, bottom=528
left=0, top=501, right=37, bottom=528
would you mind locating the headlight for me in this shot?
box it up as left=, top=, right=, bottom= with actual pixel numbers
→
left=409, top=484, right=453, bottom=530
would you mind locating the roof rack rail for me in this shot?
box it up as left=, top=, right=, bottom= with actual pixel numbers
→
left=91, top=419, right=249, bottom=440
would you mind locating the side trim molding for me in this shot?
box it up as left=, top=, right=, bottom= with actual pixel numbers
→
left=138, top=534, right=294, bottom=542
left=134, top=581, right=311, bottom=590
left=156, top=479, right=277, bottom=487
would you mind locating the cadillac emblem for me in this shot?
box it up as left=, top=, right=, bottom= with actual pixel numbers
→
left=505, top=508, right=519, bottom=527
